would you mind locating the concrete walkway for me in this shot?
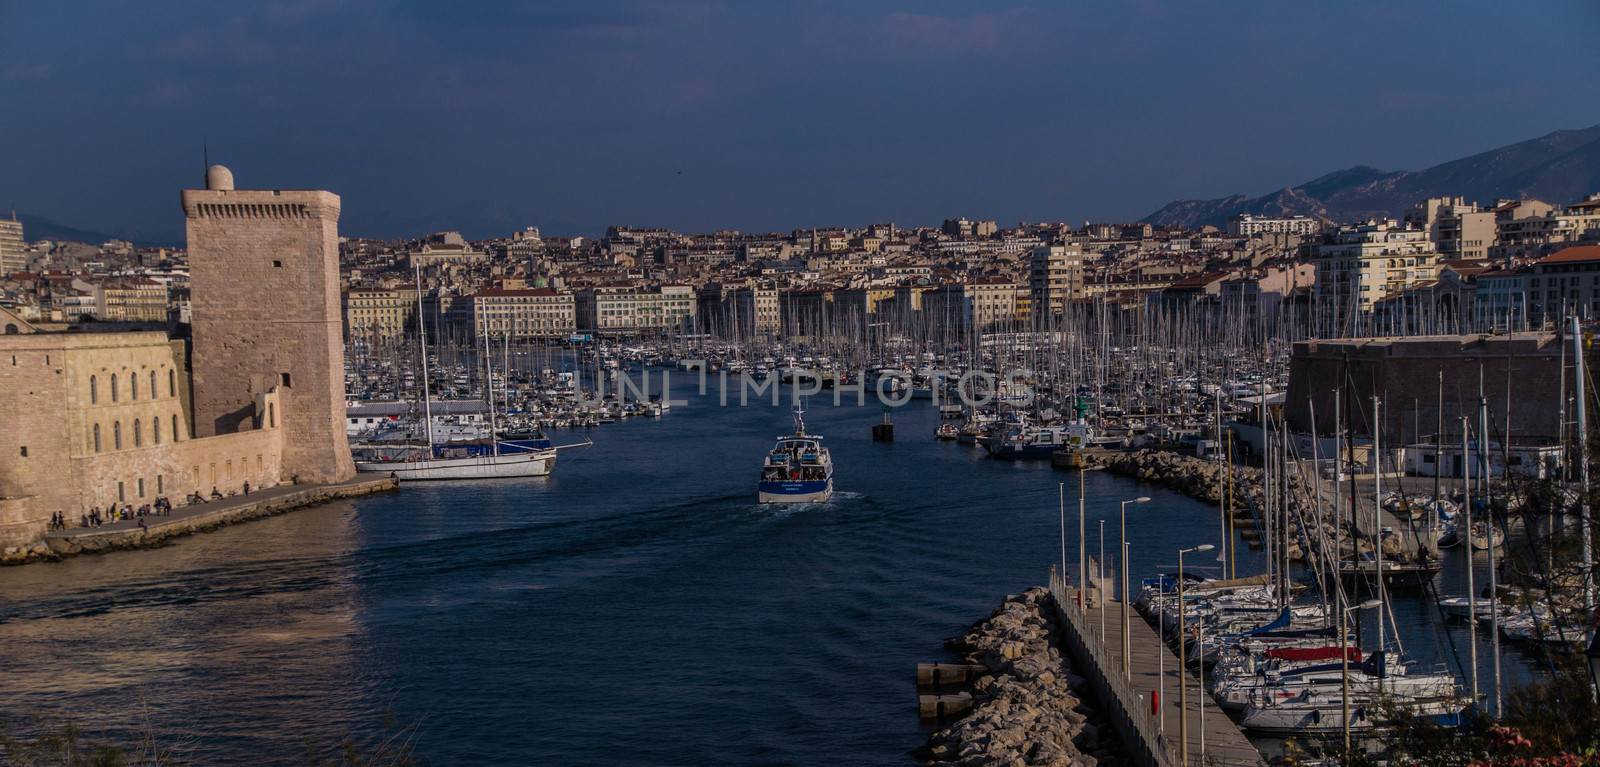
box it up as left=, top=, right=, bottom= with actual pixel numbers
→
left=51, top=475, right=395, bottom=541
left=1074, top=588, right=1264, bottom=766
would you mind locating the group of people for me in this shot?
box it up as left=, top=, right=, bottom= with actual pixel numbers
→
left=71, top=496, right=174, bottom=529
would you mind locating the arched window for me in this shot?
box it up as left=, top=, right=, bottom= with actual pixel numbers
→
left=111, top=376, right=118, bottom=402
left=113, top=421, right=122, bottom=450
left=133, top=419, right=142, bottom=447
left=168, top=368, right=176, bottom=397
left=150, top=370, right=157, bottom=399
left=130, top=372, right=138, bottom=400
left=153, top=418, right=162, bottom=444
left=92, top=424, right=101, bottom=453
left=172, top=414, right=180, bottom=441
left=3, top=323, right=17, bottom=334
left=90, top=375, right=98, bottom=404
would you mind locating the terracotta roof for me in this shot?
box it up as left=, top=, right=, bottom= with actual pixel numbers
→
left=1538, top=245, right=1600, bottom=265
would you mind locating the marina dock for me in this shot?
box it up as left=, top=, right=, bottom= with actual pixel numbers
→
left=1048, top=570, right=1265, bottom=767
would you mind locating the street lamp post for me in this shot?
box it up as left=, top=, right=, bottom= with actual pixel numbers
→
left=1177, top=543, right=1215, bottom=767
left=1099, top=520, right=1106, bottom=642
left=1157, top=575, right=1165, bottom=734
left=1343, top=598, right=1383, bottom=761
left=1121, top=496, right=1151, bottom=678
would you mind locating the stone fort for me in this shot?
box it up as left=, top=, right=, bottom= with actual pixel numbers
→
left=0, top=166, right=355, bottom=546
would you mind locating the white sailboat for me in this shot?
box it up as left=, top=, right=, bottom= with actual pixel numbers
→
left=355, top=265, right=565, bottom=480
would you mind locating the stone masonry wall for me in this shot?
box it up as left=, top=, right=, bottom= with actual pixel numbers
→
left=183, top=186, right=355, bottom=485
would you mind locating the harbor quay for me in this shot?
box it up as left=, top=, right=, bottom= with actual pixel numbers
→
left=2, top=475, right=397, bottom=565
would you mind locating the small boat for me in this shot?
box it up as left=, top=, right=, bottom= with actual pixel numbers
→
left=758, top=404, right=834, bottom=503
left=1470, top=521, right=1505, bottom=552
left=935, top=423, right=959, bottom=441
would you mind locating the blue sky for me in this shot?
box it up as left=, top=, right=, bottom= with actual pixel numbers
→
left=1, top=0, right=1598, bottom=242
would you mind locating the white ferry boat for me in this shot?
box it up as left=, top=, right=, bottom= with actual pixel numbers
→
left=758, top=405, right=834, bottom=503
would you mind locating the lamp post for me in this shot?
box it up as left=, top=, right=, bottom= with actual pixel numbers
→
left=1343, top=598, right=1382, bottom=761
left=1177, top=543, right=1215, bottom=767
left=1099, top=520, right=1106, bottom=642
left=1121, top=496, right=1151, bottom=678
left=1157, top=574, right=1166, bottom=734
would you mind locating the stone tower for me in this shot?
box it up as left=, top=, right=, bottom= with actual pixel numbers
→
left=181, top=165, right=355, bottom=484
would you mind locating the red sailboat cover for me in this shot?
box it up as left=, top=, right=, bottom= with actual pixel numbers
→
left=1264, top=646, right=1362, bottom=662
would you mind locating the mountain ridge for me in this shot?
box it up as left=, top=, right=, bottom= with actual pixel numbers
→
left=1143, top=124, right=1600, bottom=229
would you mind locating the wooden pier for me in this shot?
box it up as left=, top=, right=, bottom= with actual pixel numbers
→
left=1049, top=571, right=1265, bottom=767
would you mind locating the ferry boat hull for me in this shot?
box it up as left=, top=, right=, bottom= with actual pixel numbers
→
left=758, top=478, right=833, bottom=504
left=357, top=450, right=555, bottom=480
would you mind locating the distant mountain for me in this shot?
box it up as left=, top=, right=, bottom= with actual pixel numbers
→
left=12, top=213, right=118, bottom=246
left=1143, top=124, right=1600, bottom=229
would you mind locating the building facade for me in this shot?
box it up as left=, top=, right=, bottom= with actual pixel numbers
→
left=0, top=214, right=24, bottom=273
left=1028, top=244, right=1085, bottom=317
left=468, top=287, right=576, bottom=337
left=1228, top=214, right=1321, bottom=237
left=182, top=164, right=355, bottom=483
left=1311, top=220, right=1441, bottom=330
left=343, top=288, right=417, bottom=339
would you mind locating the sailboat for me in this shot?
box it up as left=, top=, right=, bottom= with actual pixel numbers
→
left=354, top=265, right=566, bottom=480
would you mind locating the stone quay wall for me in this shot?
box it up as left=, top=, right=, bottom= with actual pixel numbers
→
left=1, top=476, right=396, bottom=565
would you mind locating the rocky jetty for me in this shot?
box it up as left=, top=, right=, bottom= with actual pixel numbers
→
left=918, top=587, right=1122, bottom=767
left=1083, top=448, right=1403, bottom=560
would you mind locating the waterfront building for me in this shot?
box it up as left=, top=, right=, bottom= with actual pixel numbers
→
left=0, top=164, right=355, bottom=545
left=467, top=286, right=576, bottom=337
left=575, top=285, right=695, bottom=333
left=343, top=287, right=417, bottom=340
left=921, top=279, right=1023, bottom=336
left=182, top=164, right=355, bottom=483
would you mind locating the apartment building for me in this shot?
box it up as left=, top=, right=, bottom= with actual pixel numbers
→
left=1228, top=214, right=1321, bottom=237
left=343, top=288, right=417, bottom=339
left=467, top=287, right=576, bottom=337
left=1028, top=244, right=1085, bottom=317
left=1311, top=220, right=1441, bottom=320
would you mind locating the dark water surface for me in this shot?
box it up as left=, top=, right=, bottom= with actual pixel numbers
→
left=1, top=384, right=1516, bottom=765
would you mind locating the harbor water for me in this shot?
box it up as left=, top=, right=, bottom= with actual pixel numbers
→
left=0, top=381, right=1533, bottom=764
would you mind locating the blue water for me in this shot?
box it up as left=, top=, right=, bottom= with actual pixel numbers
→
left=0, top=383, right=1523, bottom=764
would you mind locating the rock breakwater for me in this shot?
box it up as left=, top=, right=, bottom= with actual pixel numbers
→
left=918, top=587, right=1122, bottom=767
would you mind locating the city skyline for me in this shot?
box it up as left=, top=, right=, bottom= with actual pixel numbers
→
left=2, top=1, right=1600, bottom=243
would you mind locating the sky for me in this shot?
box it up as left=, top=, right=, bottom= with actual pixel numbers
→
left=1, top=0, right=1598, bottom=244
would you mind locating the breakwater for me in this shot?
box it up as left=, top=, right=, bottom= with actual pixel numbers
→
left=1, top=475, right=397, bottom=565
left=918, top=587, right=1121, bottom=766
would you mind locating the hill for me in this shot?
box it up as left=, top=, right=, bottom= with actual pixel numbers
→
left=1143, top=124, right=1600, bottom=229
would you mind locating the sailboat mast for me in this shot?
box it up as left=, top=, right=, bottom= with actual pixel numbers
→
left=415, top=263, right=435, bottom=448
left=481, top=319, right=500, bottom=457
left=1574, top=314, right=1594, bottom=612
